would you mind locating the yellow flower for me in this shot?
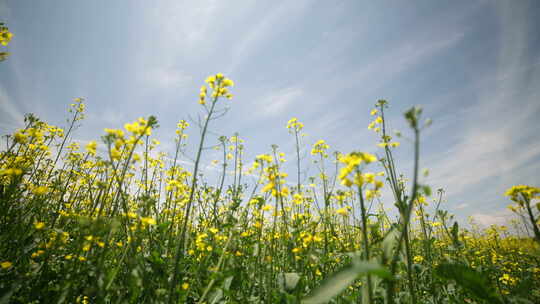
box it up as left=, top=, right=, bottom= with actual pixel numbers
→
left=280, top=186, right=290, bottom=197
left=262, top=204, right=273, bottom=212
left=311, top=139, right=330, bottom=156
left=110, top=147, right=122, bottom=160
left=256, top=154, right=273, bottom=163
left=32, top=186, right=50, bottom=195
left=287, top=117, right=304, bottom=132
left=505, top=185, right=540, bottom=203
left=261, top=182, right=275, bottom=193
left=499, top=273, right=518, bottom=285
left=105, top=128, right=125, bottom=138
left=1, top=261, right=13, bottom=269
left=141, top=217, right=156, bottom=225
left=0, top=27, right=13, bottom=46
left=205, top=75, right=216, bottom=84
left=182, top=282, right=189, bottom=290
left=177, top=120, right=189, bottom=130
left=0, top=168, right=23, bottom=176
left=31, top=250, right=45, bottom=258
left=34, top=222, right=45, bottom=230
left=336, top=207, right=349, bottom=216
left=413, top=255, right=424, bottom=263
left=85, top=141, right=97, bottom=155
left=14, top=131, right=28, bottom=143
left=222, top=78, right=234, bottom=87
left=338, top=152, right=377, bottom=187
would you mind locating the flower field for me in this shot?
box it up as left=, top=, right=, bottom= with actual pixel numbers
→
left=1, top=73, right=539, bottom=304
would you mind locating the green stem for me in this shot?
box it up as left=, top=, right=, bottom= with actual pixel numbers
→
left=169, top=90, right=220, bottom=304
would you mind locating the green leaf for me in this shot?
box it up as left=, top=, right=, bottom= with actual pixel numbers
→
left=451, top=222, right=459, bottom=241
left=422, top=185, right=432, bottom=197
left=278, top=272, right=300, bottom=291
left=223, top=276, right=234, bottom=291
left=434, top=263, right=503, bottom=304
left=302, top=261, right=390, bottom=304
left=208, top=288, right=223, bottom=304
left=381, top=228, right=400, bottom=261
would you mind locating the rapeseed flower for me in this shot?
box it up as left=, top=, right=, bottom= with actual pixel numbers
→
left=1, top=261, right=12, bottom=269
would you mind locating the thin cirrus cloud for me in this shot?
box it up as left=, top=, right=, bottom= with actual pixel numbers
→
left=254, top=87, right=304, bottom=117
left=425, top=1, right=540, bottom=224
left=143, top=67, right=194, bottom=90
left=0, top=85, right=25, bottom=131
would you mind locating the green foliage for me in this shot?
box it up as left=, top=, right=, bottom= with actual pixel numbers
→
left=435, top=263, right=503, bottom=304
left=302, top=261, right=390, bottom=304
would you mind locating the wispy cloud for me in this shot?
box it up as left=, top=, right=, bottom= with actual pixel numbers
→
left=455, top=203, right=469, bottom=210
left=0, top=85, right=24, bottom=128
left=425, top=2, right=540, bottom=225
left=336, top=32, right=465, bottom=97
left=225, top=0, right=312, bottom=74
left=143, top=67, right=193, bottom=89
left=471, top=209, right=514, bottom=228
left=254, top=87, right=304, bottom=117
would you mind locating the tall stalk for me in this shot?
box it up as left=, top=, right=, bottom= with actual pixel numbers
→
left=357, top=173, right=373, bottom=303
left=169, top=75, right=233, bottom=303
left=384, top=106, right=422, bottom=304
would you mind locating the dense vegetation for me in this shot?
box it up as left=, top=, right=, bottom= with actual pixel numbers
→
left=1, top=27, right=539, bottom=303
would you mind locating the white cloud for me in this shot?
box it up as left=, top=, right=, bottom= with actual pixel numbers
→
left=144, top=67, right=193, bottom=89
left=225, top=0, right=312, bottom=74
left=0, top=85, right=24, bottom=127
left=455, top=203, right=469, bottom=209
left=429, top=124, right=540, bottom=198
left=145, top=0, right=223, bottom=52
left=470, top=209, right=514, bottom=228
left=427, top=2, right=540, bottom=200
left=342, top=31, right=465, bottom=95
left=255, top=87, right=303, bottom=117
left=100, top=109, right=127, bottom=127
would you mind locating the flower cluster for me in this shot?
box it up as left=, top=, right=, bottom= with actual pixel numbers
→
left=337, top=152, right=377, bottom=187
left=505, top=185, right=540, bottom=204
left=0, top=23, right=13, bottom=46
left=287, top=117, right=304, bottom=133
left=311, top=139, right=330, bottom=158
left=199, top=73, right=234, bottom=104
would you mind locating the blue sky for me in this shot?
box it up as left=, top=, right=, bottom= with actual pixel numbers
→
left=1, top=1, right=539, bottom=228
